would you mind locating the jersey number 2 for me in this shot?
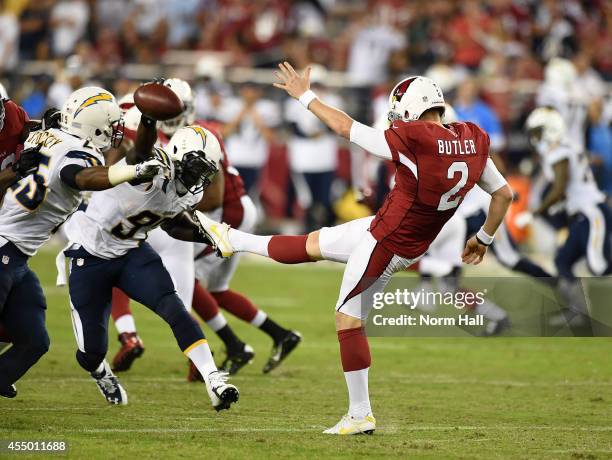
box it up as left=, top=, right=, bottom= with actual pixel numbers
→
left=437, top=162, right=468, bottom=211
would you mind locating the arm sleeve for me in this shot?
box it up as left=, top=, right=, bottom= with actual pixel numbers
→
left=477, top=158, right=508, bottom=194
left=349, top=121, right=392, bottom=160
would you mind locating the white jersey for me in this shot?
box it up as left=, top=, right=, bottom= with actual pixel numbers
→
left=540, top=139, right=605, bottom=215
left=64, top=149, right=203, bottom=259
left=0, top=128, right=104, bottom=256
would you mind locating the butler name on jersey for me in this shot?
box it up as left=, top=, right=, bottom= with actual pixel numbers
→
left=0, top=128, right=104, bottom=256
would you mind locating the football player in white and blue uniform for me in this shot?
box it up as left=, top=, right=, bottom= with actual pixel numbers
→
left=520, top=107, right=611, bottom=324
left=61, top=125, right=239, bottom=410
left=0, top=87, right=163, bottom=399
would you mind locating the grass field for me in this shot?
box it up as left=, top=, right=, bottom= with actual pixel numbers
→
left=2, top=248, right=611, bottom=459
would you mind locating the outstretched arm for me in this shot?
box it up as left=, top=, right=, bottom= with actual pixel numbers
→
left=273, top=62, right=392, bottom=160
left=161, top=211, right=211, bottom=243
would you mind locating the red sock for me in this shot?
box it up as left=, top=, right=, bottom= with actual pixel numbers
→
left=212, top=290, right=259, bottom=323
left=192, top=280, right=220, bottom=322
left=111, top=288, right=132, bottom=321
left=337, top=327, right=371, bottom=372
left=267, top=235, right=311, bottom=264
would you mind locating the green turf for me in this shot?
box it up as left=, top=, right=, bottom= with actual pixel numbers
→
left=1, top=249, right=611, bottom=459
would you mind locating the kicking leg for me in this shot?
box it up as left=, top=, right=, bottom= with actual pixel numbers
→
left=196, top=211, right=373, bottom=263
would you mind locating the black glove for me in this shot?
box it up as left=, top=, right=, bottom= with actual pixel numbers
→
left=41, top=108, right=61, bottom=130
left=12, top=145, right=41, bottom=179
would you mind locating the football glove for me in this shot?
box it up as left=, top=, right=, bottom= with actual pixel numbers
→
left=12, top=145, right=41, bottom=179
left=41, top=108, right=61, bottom=130
left=134, top=157, right=168, bottom=181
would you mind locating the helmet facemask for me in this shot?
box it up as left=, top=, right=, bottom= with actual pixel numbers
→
left=95, top=117, right=124, bottom=152
left=174, top=150, right=218, bottom=195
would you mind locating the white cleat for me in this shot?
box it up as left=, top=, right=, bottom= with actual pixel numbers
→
left=91, top=360, right=128, bottom=405
left=323, top=414, right=376, bottom=435
left=205, top=370, right=239, bottom=412
left=194, top=211, right=234, bottom=258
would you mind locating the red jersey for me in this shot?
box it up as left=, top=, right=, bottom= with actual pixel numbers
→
left=369, top=120, right=489, bottom=259
left=0, top=100, right=28, bottom=171
left=195, top=120, right=247, bottom=227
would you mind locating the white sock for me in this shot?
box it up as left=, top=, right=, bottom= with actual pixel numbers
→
left=115, top=314, right=136, bottom=334
left=228, top=228, right=271, bottom=256
left=185, top=340, right=217, bottom=378
left=344, top=368, right=372, bottom=419
left=250, top=310, right=267, bottom=327
left=205, top=313, right=227, bottom=332
left=92, top=360, right=106, bottom=376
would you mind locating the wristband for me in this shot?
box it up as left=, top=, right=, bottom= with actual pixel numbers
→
left=476, top=227, right=494, bottom=246
left=298, top=90, right=317, bottom=109
left=108, top=163, right=137, bottom=185
left=141, top=114, right=156, bottom=128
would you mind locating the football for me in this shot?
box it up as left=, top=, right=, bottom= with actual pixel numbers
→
left=133, top=82, right=184, bottom=121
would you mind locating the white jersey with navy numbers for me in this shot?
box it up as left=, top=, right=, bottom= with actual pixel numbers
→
left=64, top=149, right=203, bottom=259
left=0, top=128, right=104, bottom=256
left=540, top=139, right=605, bottom=215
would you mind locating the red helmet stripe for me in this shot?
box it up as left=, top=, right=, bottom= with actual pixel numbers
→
left=393, top=77, right=418, bottom=101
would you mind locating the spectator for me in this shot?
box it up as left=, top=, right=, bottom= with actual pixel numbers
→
left=50, top=0, right=90, bottom=57
left=588, top=98, right=612, bottom=195
left=284, top=66, right=342, bottom=231
left=344, top=10, right=406, bottom=86
left=0, top=0, right=19, bottom=73
left=454, top=77, right=505, bottom=152
left=218, top=83, right=280, bottom=197
left=18, top=0, right=52, bottom=60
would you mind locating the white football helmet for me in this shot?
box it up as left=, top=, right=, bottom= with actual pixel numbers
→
left=160, top=78, right=195, bottom=136
left=165, top=125, right=221, bottom=194
left=525, top=107, right=565, bottom=153
left=123, top=106, right=142, bottom=133
left=388, top=76, right=445, bottom=123
left=60, top=86, right=123, bottom=152
left=0, top=82, right=7, bottom=99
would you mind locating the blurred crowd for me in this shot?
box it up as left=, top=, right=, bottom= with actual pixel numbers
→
left=0, top=0, right=610, bottom=231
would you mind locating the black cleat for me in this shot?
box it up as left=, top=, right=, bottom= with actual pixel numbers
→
left=220, top=344, right=255, bottom=375
left=263, top=331, right=302, bottom=374
left=92, top=361, right=128, bottom=405
left=206, top=371, right=239, bottom=412
left=0, top=384, right=17, bottom=398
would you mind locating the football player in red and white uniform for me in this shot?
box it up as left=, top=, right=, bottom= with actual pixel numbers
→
left=110, top=79, right=300, bottom=376
left=197, top=64, right=514, bottom=434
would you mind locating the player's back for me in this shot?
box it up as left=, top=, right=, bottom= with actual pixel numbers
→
left=0, top=128, right=104, bottom=256
left=64, top=148, right=203, bottom=259
left=370, top=120, right=490, bottom=259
